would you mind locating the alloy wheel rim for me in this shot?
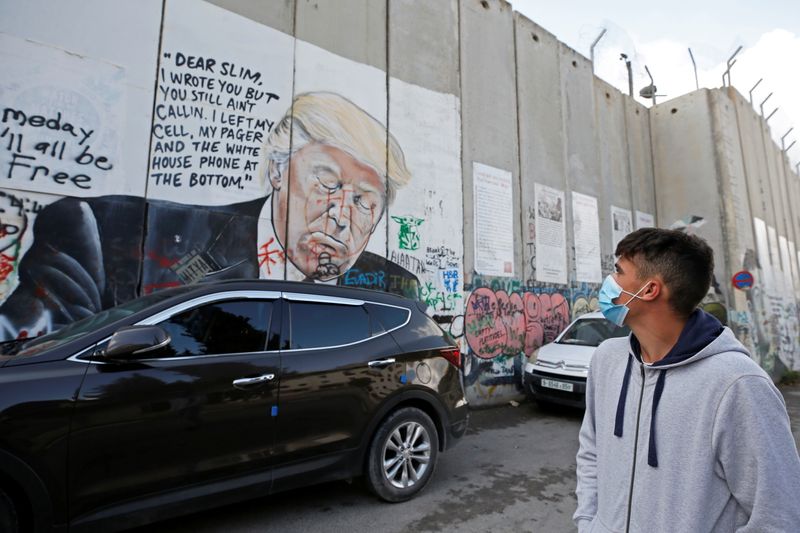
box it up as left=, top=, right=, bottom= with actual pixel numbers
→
left=381, top=421, right=431, bottom=489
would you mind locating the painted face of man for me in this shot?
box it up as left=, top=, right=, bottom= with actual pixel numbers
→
left=271, top=142, right=386, bottom=280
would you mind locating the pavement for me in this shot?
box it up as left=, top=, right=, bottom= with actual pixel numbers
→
left=137, top=384, right=800, bottom=533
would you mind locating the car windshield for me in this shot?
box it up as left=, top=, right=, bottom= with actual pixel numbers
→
left=7, top=286, right=197, bottom=357
left=556, top=318, right=630, bottom=347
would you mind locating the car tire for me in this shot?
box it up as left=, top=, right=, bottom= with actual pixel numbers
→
left=0, top=487, right=19, bottom=533
left=366, top=407, right=439, bottom=503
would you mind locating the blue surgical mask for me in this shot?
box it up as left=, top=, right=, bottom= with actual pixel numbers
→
left=598, top=275, right=650, bottom=326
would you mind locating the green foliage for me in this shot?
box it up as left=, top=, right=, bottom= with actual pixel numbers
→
left=780, top=370, right=800, bottom=386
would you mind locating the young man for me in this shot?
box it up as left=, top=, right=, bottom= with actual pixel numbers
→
left=574, top=228, right=800, bottom=533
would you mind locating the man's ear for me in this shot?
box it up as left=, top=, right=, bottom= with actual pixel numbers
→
left=641, top=279, right=661, bottom=301
left=268, top=160, right=283, bottom=191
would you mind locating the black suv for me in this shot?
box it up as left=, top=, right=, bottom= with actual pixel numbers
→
left=0, top=280, right=468, bottom=532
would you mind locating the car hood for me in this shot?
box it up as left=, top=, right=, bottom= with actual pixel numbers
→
left=535, top=341, right=596, bottom=367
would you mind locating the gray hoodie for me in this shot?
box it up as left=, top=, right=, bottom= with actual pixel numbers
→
left=574, top=310, right=800, bottom=532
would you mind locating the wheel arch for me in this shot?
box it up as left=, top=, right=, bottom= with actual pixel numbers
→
left=0, top=449, right=55, bottom=532
left=359, top=388, right=449, bottom=473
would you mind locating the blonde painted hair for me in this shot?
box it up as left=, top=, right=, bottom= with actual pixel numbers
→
left=264, top=92, right=411, bottom=205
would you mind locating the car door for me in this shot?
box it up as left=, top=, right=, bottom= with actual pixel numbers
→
left=271, top=293, right=406, bottom=491
left=68, top=291, right=281, bottom=524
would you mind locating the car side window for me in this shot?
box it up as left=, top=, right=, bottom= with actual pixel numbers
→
left=289, top=302, right=371, bottom=350
left=157, top=299, right=273, bottom=357
left=364, top=303, right=409, bottom=331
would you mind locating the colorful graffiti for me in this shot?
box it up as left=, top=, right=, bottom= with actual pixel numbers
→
left=463, top=287, right=570, bottom=359
left=391, top=215, right=424, bottom=251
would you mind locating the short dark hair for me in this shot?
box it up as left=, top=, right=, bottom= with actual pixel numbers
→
left=615, top=228, right=714, bottom=316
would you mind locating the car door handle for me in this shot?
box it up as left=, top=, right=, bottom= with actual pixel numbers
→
left=368, top=358, right=396, bottom=369
left=232, top=374, right=275, bottom=389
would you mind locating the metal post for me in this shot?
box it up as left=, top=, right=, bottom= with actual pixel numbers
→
left=688, top=48, right=699, bottom=90
left=590, top=29, right=607, bottom=73
left=645, top=65, right=657, bottom=105
left=760, top=92, right=773, bottom=116
left=722, top=45, right=743, bottom=87
left=785, top=140, right=796, bottom=153
left=781, top=128, right=794, bottom=150
left=620, top=53, right=633, bottom=96
left=766, top=107, right=779, bottom=122
left=748, top=78, right=763, bottom=105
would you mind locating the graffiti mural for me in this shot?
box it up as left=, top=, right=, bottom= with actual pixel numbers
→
left=0, top=0, right=469, bottom=341
left=463, top=288, right=570, bottom=359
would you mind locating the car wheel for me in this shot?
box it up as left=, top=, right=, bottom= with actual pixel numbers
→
left=366, top=407, right=439, bottom=502
left=0, top=488, right=19, bottom=533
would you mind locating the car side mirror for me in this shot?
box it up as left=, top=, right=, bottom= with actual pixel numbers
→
left=103, top=325, right=170, bottom=361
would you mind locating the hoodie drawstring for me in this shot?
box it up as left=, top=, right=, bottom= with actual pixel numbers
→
left=648, top=370, right=667, bottom=467
left=613, top=354, right=667, bottom=468
left=614, top=355, right=633, bottom=437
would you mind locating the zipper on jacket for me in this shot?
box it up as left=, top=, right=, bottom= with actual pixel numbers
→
left=625, top=364, right=646, bottom=533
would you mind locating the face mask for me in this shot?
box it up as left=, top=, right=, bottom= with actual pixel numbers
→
left=598, top=275, right=650, bottom=326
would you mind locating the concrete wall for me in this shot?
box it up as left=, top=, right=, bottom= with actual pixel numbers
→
left=2, top=0, right=796, bottom=405
left=652, top=87, right=800, bottom=376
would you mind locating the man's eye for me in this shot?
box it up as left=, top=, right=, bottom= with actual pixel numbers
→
left=316, top=175, right=339, bottom=191
left=354, top=195, right=373, bottom=211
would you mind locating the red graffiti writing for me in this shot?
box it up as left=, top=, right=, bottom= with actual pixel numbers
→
left=258, top=237, right=285, bottom=275
left=464, top=288, right=570, bottom=359
left=146, top=250, right=178, bottom=269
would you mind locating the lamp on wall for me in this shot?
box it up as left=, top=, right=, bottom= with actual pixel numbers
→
left=639, top=65, right=663, bottom=105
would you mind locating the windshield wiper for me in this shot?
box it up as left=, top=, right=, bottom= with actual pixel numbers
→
left=556, top=339, right=597, bottom=346
left=0, top=335, right=43, bottom=355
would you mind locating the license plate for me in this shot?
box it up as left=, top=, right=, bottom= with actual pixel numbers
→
left=540, top=378, right=574, bottom=392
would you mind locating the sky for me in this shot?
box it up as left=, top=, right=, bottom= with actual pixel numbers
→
left=509, top=0, right=800, bottom=168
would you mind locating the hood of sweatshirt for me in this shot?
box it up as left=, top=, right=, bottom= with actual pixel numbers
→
left=630, top=308, right=726, bottom=368
left=614, top=309, right=735, bottom=467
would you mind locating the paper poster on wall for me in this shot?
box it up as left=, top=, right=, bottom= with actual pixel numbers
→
left=572, top=191, right=601, bottom=283
left=611, top=205, right=633, bottom=251
left=534, top=183, right=567, bottom=284
left=473, top=162, right=514, bottom=277
left=635, top=210, right=654, bottom=230
left=148, top=0, right=294, bottom=205
left=388, top=78, right=463, bottom=315
left=0, top=33, right=127, bottom=197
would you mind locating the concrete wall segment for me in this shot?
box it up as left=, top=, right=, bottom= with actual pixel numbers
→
left=207, top=0, right=295, bottom=35
left=650, top=90, right=728, bottom=286
left=295, top=0, right=387, bottom=71
left=388, top=0, right=460, bottom=95
left=593, top=78, right=631, bottom=259
left=558, top=43, right=599, bottom=282
left=514, top=13, right=567, bottom=286
left=459, top=0, right=521, bottom=284
left=0, top=0, right=163, bottom=198
left=624, top=100, right=656, bottom=221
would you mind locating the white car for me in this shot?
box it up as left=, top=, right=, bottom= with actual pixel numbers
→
left=523, top=311, right=630, bottom=408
